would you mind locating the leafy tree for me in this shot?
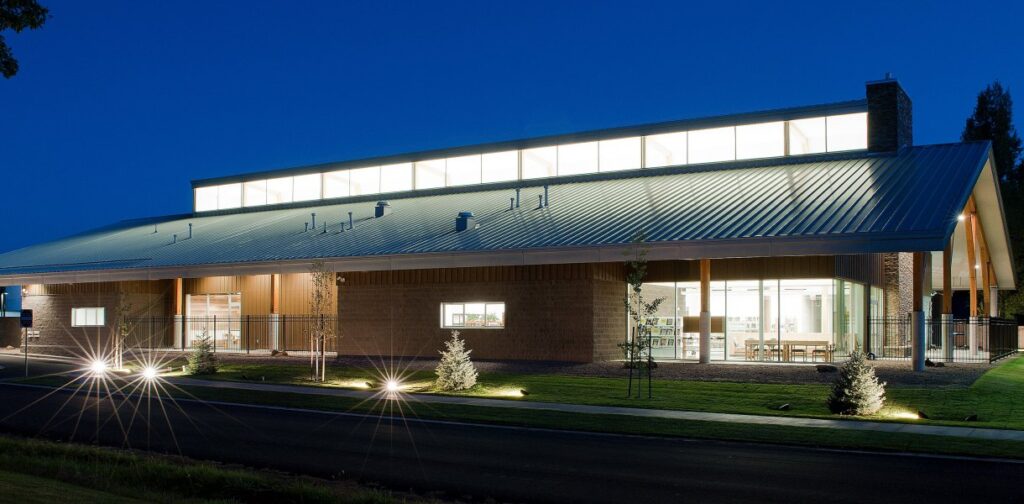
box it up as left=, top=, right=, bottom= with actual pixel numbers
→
left=435, top=330, right=478, bottom=391
left=962, top=82, right=1024, bottom=319
left=1, top=0, right=49, bottom=78
left=111, top=291, right=136, bottom=370
left=622, top=230, right=665, bottom=398
left=185, top=331, right=218, bottom=375
left=826, top=351, right=886, bottom=416
left=307, top=260, right=335, bottom=382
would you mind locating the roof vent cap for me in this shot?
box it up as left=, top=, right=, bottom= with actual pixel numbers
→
left=455, top=211, right=476, bottom=232
left=374, top=201, right=392, bottom=218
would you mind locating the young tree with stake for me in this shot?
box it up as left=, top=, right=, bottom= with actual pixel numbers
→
left=622, top=230, right=664, bottom=399
left=308, top=260, right=335, bottom=382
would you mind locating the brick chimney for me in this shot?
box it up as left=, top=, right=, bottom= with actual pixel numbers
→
left=866, top=74, right=913, bottom=152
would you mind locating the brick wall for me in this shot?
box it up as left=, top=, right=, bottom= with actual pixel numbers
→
left=21, top=281, right=174, bottom=357
left=338, top=264, right=626, bottom=362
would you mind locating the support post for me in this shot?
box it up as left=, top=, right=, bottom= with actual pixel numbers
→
left=173, top=278, right=184, bottom=349
left=699, top=259, right=711, bottom=364
left=911, top=252, right=926, bottom=372
left=942, top=242, right=953, bottom=360
left=964, top=208, right=978, bottom=317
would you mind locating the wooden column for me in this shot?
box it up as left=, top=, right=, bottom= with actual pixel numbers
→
left=911, top=252, right=926, bottom=372
left=973, top=212, right=991, bottom=313
left=271, top=273, right=281, bottom=314
left=173, top=278, right=183, bottom=316
left=964, top=209, right=978, bottom=317
left=941, top=242, right=952, bottom=315
left=698, top=259, right=711, bottom=364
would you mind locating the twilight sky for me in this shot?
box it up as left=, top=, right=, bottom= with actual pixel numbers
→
left=1, top=0, right=1022, bottom=253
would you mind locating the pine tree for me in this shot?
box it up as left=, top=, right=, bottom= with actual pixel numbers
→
left=186, top=331, right=218, bottom=375
left=827, top=351, right=886, bottom=415
left=435, top=331, right=478, bottom=391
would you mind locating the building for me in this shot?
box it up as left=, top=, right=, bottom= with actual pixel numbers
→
left=0, top=78, right=1016, bottom=367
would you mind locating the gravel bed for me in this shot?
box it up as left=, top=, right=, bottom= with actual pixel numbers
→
left=209, top=353, right=1000, bottom=387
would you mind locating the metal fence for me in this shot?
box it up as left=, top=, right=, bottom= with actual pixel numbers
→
left=868, top=317, right=1019, bottom=363
left=125, top=315, right=340, bottom=353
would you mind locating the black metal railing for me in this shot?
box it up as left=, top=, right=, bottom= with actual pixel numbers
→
left=125, top=315, right=340, bottom=353
left=868, top=317, right=1019, bottom=363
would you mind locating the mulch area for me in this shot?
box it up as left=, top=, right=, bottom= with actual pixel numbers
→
left=211, top=353, right=998, bottom=387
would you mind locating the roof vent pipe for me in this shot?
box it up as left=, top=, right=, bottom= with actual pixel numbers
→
left=544, top=185, right=549, bottom=207
left=305, top=222, right=309, bottom=232
left=172, top=234, right=177, bottom=244
left=374, top=201, right=392, bottom=218
left=515, top=188, right=521, bottom=208
left=537, top=195, right=543, bottom=208
left=311, top=213, right=317, bottom=229
left=322, top=222, right=327, bottom=234
left=348, top=212, right=353, bottom=229
left=455, top=211, right=476, bottom=232
left=509, top=198, right=514, bottom=210
left=188, top=223, right=192, bottom=239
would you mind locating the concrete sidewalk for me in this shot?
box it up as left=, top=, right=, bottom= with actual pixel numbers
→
left=171, top=377, right=1024, bottom=442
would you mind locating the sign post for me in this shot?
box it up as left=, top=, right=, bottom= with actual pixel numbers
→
left=20, top=309, right=32, bottom=377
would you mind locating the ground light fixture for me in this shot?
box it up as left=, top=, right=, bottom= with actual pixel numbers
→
left=142, top=366, right=158, bottom=381
left=89, top=359, right=108, bottom=376
left=385, top=379, right=401, bottom=393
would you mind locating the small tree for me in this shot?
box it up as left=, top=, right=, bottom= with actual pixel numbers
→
left=111, top=291, right=136, bottom=370
left=435, top=331, right=478, bottom=391
left=308, top=260, right=335, bottom=382
left=186, top=331, right=218, bottom=375
left=622, top=230, right=665, bottom=399
left=827, top=351, right=886, bottom=416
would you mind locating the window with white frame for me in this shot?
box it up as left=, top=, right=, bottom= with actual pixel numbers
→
left=441, top=302, right=505, bottom=328
left=72, top=307, right=106, bottom=327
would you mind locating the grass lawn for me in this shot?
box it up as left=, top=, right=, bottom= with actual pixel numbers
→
left=0, top=470, right=148, bottom=504
left=0, top=434, right=426, bottom=504
left=198, top=354, right=1024, bottom=430
left=15, top=355, right=1024, bottom=459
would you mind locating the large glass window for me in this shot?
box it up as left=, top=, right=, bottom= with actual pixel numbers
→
left=599, top=137, right=641, bottom=172
left=71, top=307, right=105, bottom=327
left=349, top=166, right=380, bottom=195
left=380, top=162, right=413, bottom=193
left=778, top=279, right=834, bottom=362
left=322, top=170, right=350, bottom=199
left=788, top=117, right=826, bottom=155
left=482, top=150, right=518, bottom=183
left=521, top=146, right=557, bottom=179
left=244, top=180, right=268, bottom=207
left=644, top=131, right=687, bottom=168
left=217, top=183, right=242, bottom=210
left=266, top=177, right=294, bottom=205
left=736, top=122, right=784, bottom=160
left=441, top=302, right=505, bottom=328
left=186, top=293, right=242, bottom=350
left=826, top=113, right=868, bottom=152
left=415, top=159, right=446, bottom=189
left=445, top=155, right=482, bottom=186
left=557, top=141, right=598, bottom=176
left=194, top=186, right=218, bottom=212
left=292, top=174, right=322, bottom=202
left=688, top=126, right=735, bottom=164
left=725, top=281, right=761, bottom=361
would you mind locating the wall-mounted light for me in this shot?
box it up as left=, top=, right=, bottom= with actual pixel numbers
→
left=957, top=214, right=965, bottom=222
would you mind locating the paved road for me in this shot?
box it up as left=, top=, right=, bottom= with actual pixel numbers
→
left=0, top=378, right=1021, bottom=503
left=0, top=353, right=75, bottom=380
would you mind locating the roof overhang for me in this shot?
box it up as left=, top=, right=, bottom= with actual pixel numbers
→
left=2, top=229, right=947, bottom=286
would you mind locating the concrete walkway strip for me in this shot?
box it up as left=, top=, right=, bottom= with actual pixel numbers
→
left=170, top=377, right=1024, bottom=442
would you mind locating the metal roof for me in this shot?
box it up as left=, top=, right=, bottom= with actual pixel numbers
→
left=0, top=142, right=1004, bottom=285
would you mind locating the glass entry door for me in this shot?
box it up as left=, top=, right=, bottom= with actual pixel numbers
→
left=186, top=293, right=242, bottom=350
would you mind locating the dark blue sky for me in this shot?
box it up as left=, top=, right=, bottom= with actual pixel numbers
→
left=2, top=0, right=1022, bottom=253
